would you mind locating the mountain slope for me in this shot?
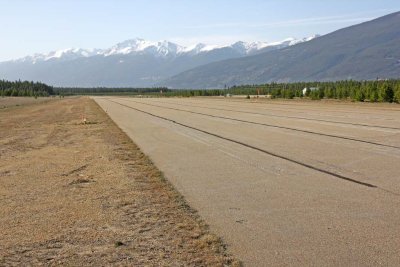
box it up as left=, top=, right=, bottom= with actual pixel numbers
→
left=0, top=37, right=315, bottom=87
left=163, top=12, right=400, bottom=89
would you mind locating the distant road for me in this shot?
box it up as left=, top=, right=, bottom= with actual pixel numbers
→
left=94, top=97, right=400, bottom=266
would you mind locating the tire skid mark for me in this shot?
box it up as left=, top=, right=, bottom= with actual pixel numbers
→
left=106, top=98, right=378, bottom=189
left=189, top=97, right=400, bottom=114
left=119, top=98, right=400, bottom=151
left=150, top=99, right=400, bottom=131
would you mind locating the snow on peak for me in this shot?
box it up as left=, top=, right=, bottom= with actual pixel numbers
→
left=44, top=48, right=99, bottom=60
left=16, top=48, right=101, bottom=63
left=12, top=35, right=318, bottom=63
left=283, top=34, right=320, bottom=46
left=230, top=41, right=271, bottom=54
left=181, top=43, right=207, bottom=54
left=103, top=38, right=154, bottom=56
left=216, top=35, right=319, bottom=55
left=155, top=40, right=184, bottom=56
left=103, top=38, right=184, bottom=57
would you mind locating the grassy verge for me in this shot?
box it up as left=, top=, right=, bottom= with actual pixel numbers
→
left=0, top=97, right=240, bottom=266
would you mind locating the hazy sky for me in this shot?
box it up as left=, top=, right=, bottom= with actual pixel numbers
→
left=0, top=0, right=399, bottom=61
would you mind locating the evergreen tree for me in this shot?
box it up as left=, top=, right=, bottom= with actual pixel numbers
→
left=378, top=81, right=394, bottom=102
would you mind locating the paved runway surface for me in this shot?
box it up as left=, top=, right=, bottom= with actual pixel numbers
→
left=94, top=97, right=400, bottom=266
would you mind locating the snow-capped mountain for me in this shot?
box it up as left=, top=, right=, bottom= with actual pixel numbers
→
left=0, top=35, right=318, bottom=87
left=11, top=36, right=319, bottom=64
left=102, top=39, right=184, bottom=57
left=17, top=48, right=103, bottom=64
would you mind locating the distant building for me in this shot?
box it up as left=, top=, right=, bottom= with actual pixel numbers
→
left=303, top=87, right=319, bottom=96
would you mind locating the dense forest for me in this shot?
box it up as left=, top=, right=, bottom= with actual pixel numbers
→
left=161, top=80, right=400, bottom=103
left=234, top=80, right=400, bottom=103
left=54, top=87, right=170, bottom=96
left=3, top=79, right=400, bottom=103
left=0, top=80, right=54, bottom=97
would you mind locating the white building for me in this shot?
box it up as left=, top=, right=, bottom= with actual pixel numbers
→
left=303, top=87, right=319, bottom=96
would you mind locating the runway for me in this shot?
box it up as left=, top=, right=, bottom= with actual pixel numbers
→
left=94, top=96, right=400, bottom=266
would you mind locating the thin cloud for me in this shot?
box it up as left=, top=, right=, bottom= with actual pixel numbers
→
left=182, top=9, right=395, bottom=30
left=253, top=16, right=374, bottom=28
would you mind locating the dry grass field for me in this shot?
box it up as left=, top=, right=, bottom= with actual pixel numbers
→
left=0, top=97, right=239, bottom=266
left=0, top=97, right=53, bottom=109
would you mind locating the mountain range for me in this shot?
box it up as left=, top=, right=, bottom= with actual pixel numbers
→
left=1, top=12, right=399, bottom=89
left=0, top=36, right=316, bottom=87
left=165, top=12, right=400, bottom=88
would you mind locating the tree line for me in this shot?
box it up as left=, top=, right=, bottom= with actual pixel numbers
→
left=161, top=80, right=400, bottom=103
left=0, top=80, right=54, bottom=97
left=54, top=87, right=170, bottom=96
left=2, top=79, right=400, bottom=103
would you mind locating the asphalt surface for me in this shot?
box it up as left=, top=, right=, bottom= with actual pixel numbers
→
left=94, top=97, right=400, bottom=266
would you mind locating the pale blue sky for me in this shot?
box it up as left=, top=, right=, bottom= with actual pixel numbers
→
left=0, top=0, right=399, bottom=61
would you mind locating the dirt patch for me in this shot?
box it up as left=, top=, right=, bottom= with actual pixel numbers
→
left=0, top=97, right=239, bottom=266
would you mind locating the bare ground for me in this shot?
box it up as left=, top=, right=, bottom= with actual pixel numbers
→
left=0, top=97, right=239, bottom=266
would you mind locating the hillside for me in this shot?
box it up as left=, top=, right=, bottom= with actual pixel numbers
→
left=163, top=12, right=400, bottom=89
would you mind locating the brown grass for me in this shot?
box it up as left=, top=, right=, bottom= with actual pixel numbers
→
left=0, top=97, right=240, bottom=266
